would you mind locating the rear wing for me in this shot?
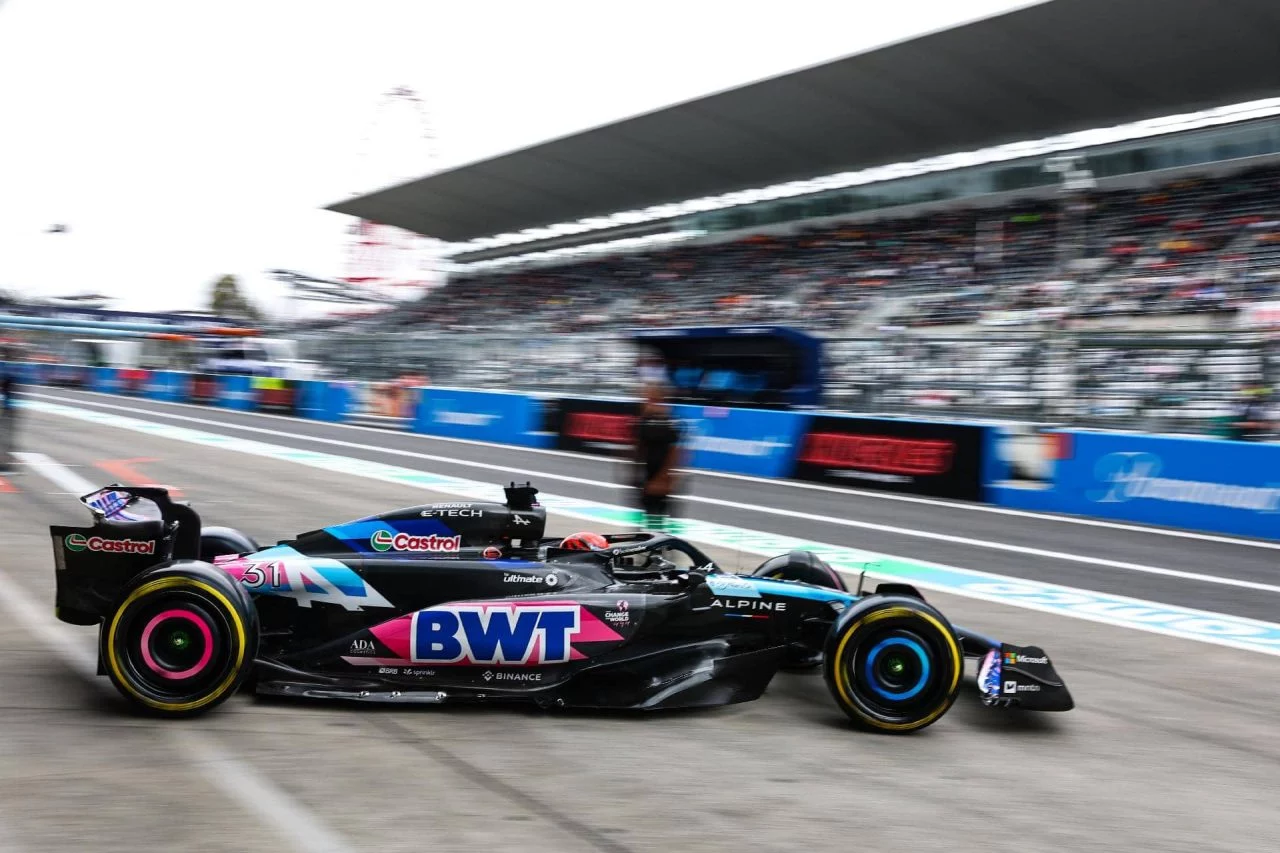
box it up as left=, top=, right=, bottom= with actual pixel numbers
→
left=50, top=484, right=204, bottom=625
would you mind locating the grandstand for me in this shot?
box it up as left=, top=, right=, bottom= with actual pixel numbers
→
left=317, top=0, right=1280, bottom=436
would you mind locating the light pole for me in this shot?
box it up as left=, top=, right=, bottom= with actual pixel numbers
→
left=1043, top=156, right=1095, bottom=423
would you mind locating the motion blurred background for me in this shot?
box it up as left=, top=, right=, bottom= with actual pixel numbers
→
left=1, top=0, right=1277, bottom=438
left=3, top=5, right=1280, bottom=852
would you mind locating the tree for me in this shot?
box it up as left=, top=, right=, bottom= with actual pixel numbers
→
left=209, top=275, right=263, bottom=323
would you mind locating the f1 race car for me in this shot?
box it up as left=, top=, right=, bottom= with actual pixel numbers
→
left=49, top=482, right=1073, bottom=732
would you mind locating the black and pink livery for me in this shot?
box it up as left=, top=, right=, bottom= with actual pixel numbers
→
left=49, top=482, right=1073, bottom=732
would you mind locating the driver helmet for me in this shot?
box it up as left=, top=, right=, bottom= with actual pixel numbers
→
left=560, top=531, right=609, bottom=551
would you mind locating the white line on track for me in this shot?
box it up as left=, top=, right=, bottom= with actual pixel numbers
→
left=31, top=388, right=1280, bottom=551
left=24, top=393, right=1280, bottom=597
left=0, top=457, right=354, bottom=853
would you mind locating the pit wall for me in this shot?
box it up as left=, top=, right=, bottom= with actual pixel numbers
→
left=7, top=363, right=1277, bottom=542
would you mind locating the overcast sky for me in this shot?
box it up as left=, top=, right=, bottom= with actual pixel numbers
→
left=0, top=0, right=1037, bottom=315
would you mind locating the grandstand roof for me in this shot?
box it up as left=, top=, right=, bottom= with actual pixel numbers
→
left=328, top=0, right=1280, bottom=244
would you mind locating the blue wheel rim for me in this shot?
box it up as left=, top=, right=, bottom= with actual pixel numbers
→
left=863, top=636, right=931, bottom=701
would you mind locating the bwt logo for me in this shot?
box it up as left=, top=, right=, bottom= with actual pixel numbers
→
left=1091, top=451, right=1280, bottom=512
left=410, top=604, right=581, bottom=665
left=64, top=534, right=155, bottom=555
left=370, top=530, right=462, bottom=552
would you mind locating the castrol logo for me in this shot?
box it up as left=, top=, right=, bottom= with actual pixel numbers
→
left=64, top=533, right=156, bottom=555
left=370, top=530, right=462, bottom=553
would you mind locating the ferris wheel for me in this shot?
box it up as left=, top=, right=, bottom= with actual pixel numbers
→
left=343, top=85, right=446, bottom=303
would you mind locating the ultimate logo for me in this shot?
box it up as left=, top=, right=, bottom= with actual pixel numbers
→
left=64, top=533, right=155, bottom=555
left=370, top=530, right=462, bottom=553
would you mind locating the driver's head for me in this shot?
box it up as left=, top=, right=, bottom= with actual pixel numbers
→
left=560, top=531, right=609, bottom=551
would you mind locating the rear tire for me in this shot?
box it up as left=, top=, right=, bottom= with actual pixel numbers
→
left=823, top=595, right=962, bottom=733
left=199, top=526, right=259, bottom=561
left=101, top=561, right=258, bottom=717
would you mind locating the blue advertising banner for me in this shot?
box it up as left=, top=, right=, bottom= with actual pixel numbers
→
left=672, top=404, right=808, bottom=478
left=297, top=381, right=351, bottom=422
left=217, top=374, right=255, bottom=411
left=989, top=428, right=1280, bottom=540
left=415, top=387, right=549, bottom=447
left=90, top=366, right=120, bottom=394
left=146, top=370, right=189, bottom=403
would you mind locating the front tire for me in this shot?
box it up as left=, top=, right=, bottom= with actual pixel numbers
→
left=823, top=595, right=962, bottom=733
left=101, top=561, right=258, bottom=717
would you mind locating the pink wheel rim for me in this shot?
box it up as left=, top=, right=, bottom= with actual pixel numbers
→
left=138, top=609, right=215, bottom=680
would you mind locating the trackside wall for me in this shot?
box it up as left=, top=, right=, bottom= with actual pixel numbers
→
left=4, top=363, right=1276, bottom=541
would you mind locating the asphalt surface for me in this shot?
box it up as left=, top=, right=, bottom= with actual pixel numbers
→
left=0, top=397, right=1278, bottom=852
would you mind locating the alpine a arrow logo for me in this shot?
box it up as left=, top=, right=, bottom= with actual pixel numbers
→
left=64, top=533, right=155, bottom=555
left=370, top=530, right=462, bottom=553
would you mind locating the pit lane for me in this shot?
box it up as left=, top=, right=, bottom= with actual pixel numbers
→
left=0, top=403, right=1276, bottom=852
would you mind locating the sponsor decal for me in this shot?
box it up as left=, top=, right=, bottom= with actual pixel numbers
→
left=349, top=639, right=377, bottom=654
left=407, top=602, right=622, bottom=665
left=1003, top=680, right=1017, bottom=694
left=705, top=573, right=761, bottom=598
left=504, top=573, right=545, bottom=585
left=483, top=546, right=503, bottom=559
left=512, top=515, right=532, bottom=526
left=544, top=573, right=559, bottom=588
left=64, top=533, right=155, bottom=555
left=482, top=670, right=541, bottom=683
left=604, top=600, right=630, bottom=625
left=1016, top=683, right=1041, bottom=692
left=709, top=598, right=787, bottom=613
left=402, top=668, right=436, bottom=677
left=612, top=544, right=650, bottom=556
left=1010, top=653, right=1048, bottom=665
left=370, top=530, right=462, bottom=553
left=378, top=667, right=399, bottom=675
left=421, top=508, right=484, bottom=518
left=1091, top=452, right=1280, bottom=512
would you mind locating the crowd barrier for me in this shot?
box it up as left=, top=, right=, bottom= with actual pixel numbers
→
left=5, top=363, right=1276, bottom=541
left=986, top=426, right=1280, bottom=540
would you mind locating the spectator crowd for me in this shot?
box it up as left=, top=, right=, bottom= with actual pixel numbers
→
left=374, top=164, right=1280, bottom=335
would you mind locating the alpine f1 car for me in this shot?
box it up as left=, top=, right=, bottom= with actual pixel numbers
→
left=49, top=482, right=1073, bottom=732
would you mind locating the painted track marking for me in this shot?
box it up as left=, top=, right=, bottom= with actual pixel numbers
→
left=21, top=398, right=1280, bottom=657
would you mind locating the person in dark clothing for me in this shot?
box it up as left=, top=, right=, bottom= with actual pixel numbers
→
left=633, top=383, right=683, bottom=530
